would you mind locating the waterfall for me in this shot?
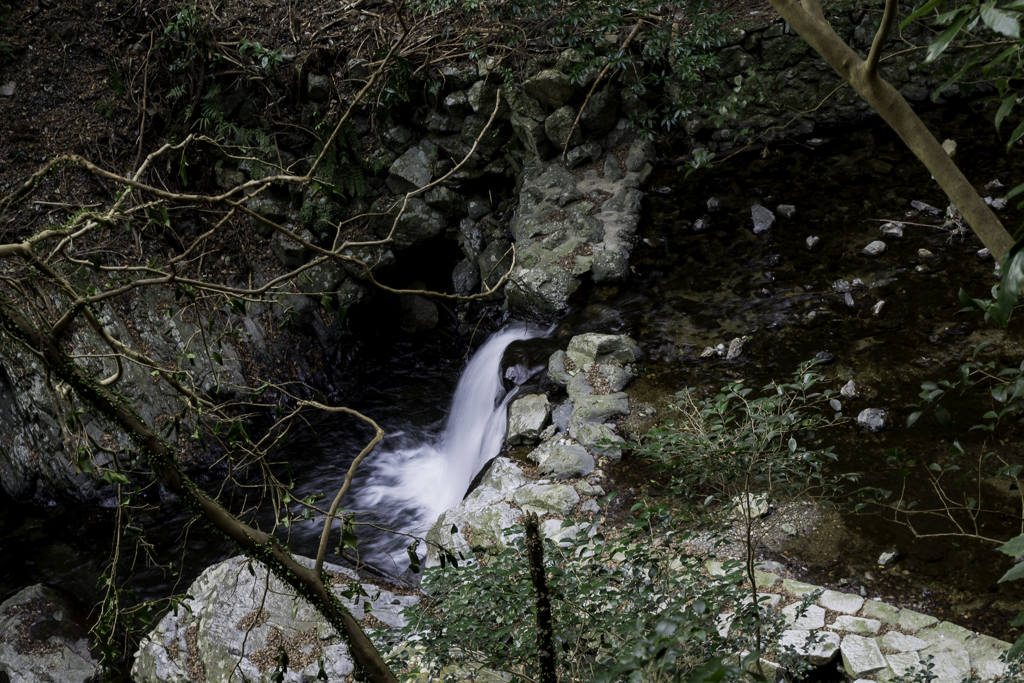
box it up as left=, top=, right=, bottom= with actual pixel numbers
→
left=348, top=322, right=543, bottom=570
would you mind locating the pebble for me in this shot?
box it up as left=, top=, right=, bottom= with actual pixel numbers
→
left=777, top=204, right=796, bottom=218
left=707, top=197, right=722, bottom=212
left=0, top=81, right=15, bottom=97
left=878, top=550, right=899, bottom=566
left=862, top=240, right=887, bottom=256
left=977, top=248, right=992, bottom=262
left=984, top=196, right=1008, bottom=212
left=918, top=248, right=934, bottom=259
left=815, top=351, right=835, bottom=365
left=872, top=300, right=885, bottom=316
left=911, top=200, right=942, bottom=216
left=841, top=380, right=859, bottom=399
left=845, top=292, right=855, bottom=308
left=880, top=221, right=904, bottom=239
left=806, top=235, right=820, bottom=250
left=833, top=279, right=852, bottom=293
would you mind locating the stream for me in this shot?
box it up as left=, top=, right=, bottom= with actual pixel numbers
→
left=1, top=105, right=1022, bottom=641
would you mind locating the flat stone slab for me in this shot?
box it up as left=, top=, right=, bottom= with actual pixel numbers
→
left=780, top=629, right=840, bottom=665
left=895, top=608, right=939, bottom=632
left=916, top=621, right=974, bottom=652
left=965, top=634, right=1010, bottom=680
left=860, top=600, right=900, bottom=623
left=830, top=615, right=881, bottom=635
left=841, top=635, right=888, bottom=678
left=819, top=589, right=864, bottom=614
left=878, top=631, right=930, bottom=652
left=931, top=650, right=971, bottom=683
left=782, top=603, right=826, bottom=630
left=884, top=651, right=921, bottom=678
left=754, top=570, right=780, bottom=588
left=782, top=578, right=821, bottom=597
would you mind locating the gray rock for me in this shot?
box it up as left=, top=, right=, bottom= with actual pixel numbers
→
left=544, top=105, right=583, bottom=150
left=437, top=64, right=478, bottom=90
left=782, top=603, right=827, bottom=629
left=806, top=235, right=821, bottom=250
left=566, top=333, right=638, bottom=367
left=424, top=108, right=462, bottom=132
left=425, top=486, right=519, bottom=567
left=566, top=141, right=603, bottom=169
left=341, top=243, right=395, bottom=280
left=461, top=113, right=511, bottom=158
left=467, top=197, right=490, bottom=220
left=841, top=635, right=888, bottom=678
left=246, top=194, right=290, bottom=238
left=467, top=80, right=510, bottom=118
left=833, top=279, right=852, bottom=294
left=452, top=258, right=480, bottom=295
left=878, top=632, right=930, bottom=652
left=132, top=556, right=417, bottom=682
left=307, top=73, right=331, bottom=102
left=779, top=630, right=840, bottom=665
left=751, top=205, right=776, bottom=234
left=841, top=380, right=859, bottom=399
left=895, top=609, right=938, bottom=633
left=477, top=240, right=514, bottom=292
left=862, top=240, right=887, bottom=256
left=573, top=421, right=625, bottom=459
left=856, top=408, right=889, bottom=433
left=548, top=350, right=572, bottom=386
left=0, top=585, right=99, bottom=683
left=457, top=218, right=484, bottom=260
left=443, top=90, right=473, bottom=117
left=986, top=196, right=1008, bottom=211
left=505, top=261, right=580, bottom=313
left=592, top=249, right=629, bottom=283
left=707, top=197, right=723, bottom=212
left=296, top=261, right=345, bottom=295
left=529, top=439, right=595, bottom=479
left=830, top=615, right=881, bottom=634
left=479, top=457, right=528, bottom=497
left=375, top=198, right=446, bottom=249
left=929, top=650, right=971, bottom=683
left=424, top=185, right=468, bottom=215
left=386, top=141, right=437, bottom=194
left=346, top=57, right=370, bottom=80
left=726, top=337, right=744, bottom=360
left=214, top=164, right=246, bottom=191
left=566, top=372, right=595, bottom=402
left=572, top=392, right=629, bottom=424
left=336, top=281, right=368, bottom=308
left=505, top=84, right=546, bottom=121
left=513, top=483, right=580, bottom=515
left=524, top=69, right=575, bottom=108
left=507, top=393, right=551, bottom=445
left=597, top=364, right=634, bottom=392
left=0, top=81, right=15, bottom=98
left=511, top=112, right=551, bottom=160
left=777, top=204, right=796, bottom=218
left=271, top=228, right=312, bottom=267
left=880, top=221, right=904, bottom=239
left=625, top=138, right=656, bottom=173
left=581, top=88, right=620, bottom=137
left=911, top=200, right=942, bottom=216
left=604, top=155, right=623, bottom=182
left=977, top=247, right=992, bottom=262
left=552, top=401, right=573, bottom=433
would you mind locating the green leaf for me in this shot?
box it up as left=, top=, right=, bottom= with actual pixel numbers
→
left=980, top=2, right=1020, bottom=37
left=925, top=13, right=971, bottom=63
left=999, top=561, right=1024, bottom=583
left=934, top=405, right=953, bottom=428
left=995, top=94, right=1017, bottom=132
left=907, top=410, right=924, bottom=427
left=901, top=0, right=946, bottom=28
left=991, top=242, right=1024, bottom=327
left=1007, top=631, right=1024, bottom=660
left=998, top=533, right=1024, bottom=559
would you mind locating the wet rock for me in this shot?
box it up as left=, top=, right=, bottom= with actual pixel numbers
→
left=513, top=483, right=579, bottom=516
left=840, top=380, right=859, bottom=400
left=386, top=141, right=436, bottom=194
left=479, top=457, right=528, bottom=495
left=977, top=247, right=992, bottom=262
left=984, top=196, right=1008, bottom=212
left=506, top=259, right=579, bottom=312
left=452, top=258, right=480, bottom=295
left=524, top=69, right=575, bottom=108
left=572, top=392, right=629, bottom=424
left=806, top=235, right=821, bottom=250
left=566, top=333, right=638, bottom=368
left=751, top=204, right=775, bottom=234
left=566, top=141, right=603, bottom=169
left=529, top=439, right=595, bottom=479
left=544, top=105, right=583, bottom=150
left=856, top=408, right=889, bottom=433
left=0, top=585, right=99, bottom=683
left=726, top=337, right=744, bottom=360
left=296, top=261, right=345, bottom=295
left=814, top=351, right=835, bottom=365
left=862, top=240, right=886, bottom=256
left=425, top=486, right=519, bottom=567
left=341, top=243, right=395, bottom=280
left=592, top=249, right=629, bottom=283
left=548, top=351, right=572, bottom=386
left=880, top=221, right=904, bottom=239
left=910, top=200, right=942, bottom=216
left=374, top=198, right=446, bottom=249
left=507, top=394, right=551, bottom=445
left=552, top=400, right=573, bottom=432
left=511, top=113, right=551, bottom=160
left=467, top=80, right=510, bottom=118
left=777, top=204, right=796, bottom=218
left=133, top=556, right=417, bottom=682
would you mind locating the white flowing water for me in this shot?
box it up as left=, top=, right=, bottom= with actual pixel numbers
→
left=347, top=322, right=543, bottom=570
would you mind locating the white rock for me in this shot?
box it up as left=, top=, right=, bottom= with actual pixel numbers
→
left=507, top=393, right=551, bottom=445
left=872, top=300, right=886, bottom=316
left=779, top=629, right=840, bottom=665
left=830, top=615, right=881, bottom=634
left=862, top=240, right=887, bottom=256
left=479, top=457, right=528, bottom=498
left=726, top=337, right=744, bottom=360
left=806, top=235, right=820, bottom=249
left=878, top=631, right=929, bottom=652
left=732, top=492, right=768, bottom=520
left=840, top=635, right=888, bottom=677
left=818, top=589, right=864, bottom=615
left=930, top=650, right=971, bottom=683
left=782, top=603, right=826, bottom=629
left=886, top=650, right=921, bottom=677
left=840, top=380, right=859, bottom=400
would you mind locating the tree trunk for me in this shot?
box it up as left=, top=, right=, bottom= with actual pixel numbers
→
left=524, top=512, right=558, bottom=683
left=767, top=0, right=1016, bottom=260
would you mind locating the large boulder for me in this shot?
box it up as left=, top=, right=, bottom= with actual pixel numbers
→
left=386, top=141, right=437, bottom=194
left=523, top=69, right=575, bottom=108
left=505, top=261, right=581, bottom=314
left=528, top=438, right=595, bottom=480
left=132, top=556, right=418, bottom=683
left=374, top=198, right=446, bottom=249
left=513, top=483, right=580, bottom=516
left=566, top=333, right=639, bottom=368
left=424, top=486, right=521, bottom=568
left=0, top=585, right=99, bottom=683
left=544, top=106, right=583, bottom=150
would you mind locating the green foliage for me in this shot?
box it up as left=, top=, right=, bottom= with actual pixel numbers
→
left=397, top=509, right=788, bottom=682
left=957, top=237, right=1024, bottom=327
left=238, top=38, right=285, bottom=71
left=308, top=116, right=367, bottom=204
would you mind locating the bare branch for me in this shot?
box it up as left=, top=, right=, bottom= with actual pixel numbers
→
left=865, top=0, right=899, bottom=79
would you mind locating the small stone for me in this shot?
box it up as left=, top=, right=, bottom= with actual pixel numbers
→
left=862, top=240, right=887, bottom=256
left=830, top=615, right=881, bottom=634
left=726, top=337, right=744, bottom=360
left=911, top=200, right=942, bottom=216
left=877, top=549, right=899, bottom=566
left=780, top=523, right=797, bottom=536
left=579, top=499, right=600, bottom=514
left=815, top=351, right=835, bottom=365
left=841, top=380, right=859, bottom=399
left=783, top=603, right=827, bottom=629
left=806, top=235, right=821, bottom=250
left=777, top=204, right=796, bottom=218
left=0, top=81, right=15, bottom=97
left=857, top=408, right=889, bottom=433
left=707, top=197, right=723, bottom=212
left=872, top=300, right=886, bottom=316
left=860, top=586, right=867, bottom=597
left=783, top=579, right=821, bottom=597
left=918, top=248, right=935, bottom=259
left=941, top=139, right=957, bottom=157
left=845, top=292, right=856, bottom=308
left=700, top=346, right=716, bottom=358
left=984, top=196, right=1008, bottom=212
left=977, top=247, right=992, bottom=262
left=751, top=204, right=776, bottom=234
left=840, top=635, right=888, bottom=677
left=732, top=492, right=768, bottom=519
left=880, top=221, right=904, bottom=239
left=779, top=630, right=840, bottom=665
left=693, top=215, right=712, bottom=231
left=833, top=279, right=852, bottom=293
left=307, top=73, right=331, bottom=102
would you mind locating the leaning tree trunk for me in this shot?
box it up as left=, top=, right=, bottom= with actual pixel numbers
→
left=767, top=0, right=1016, bottom=260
